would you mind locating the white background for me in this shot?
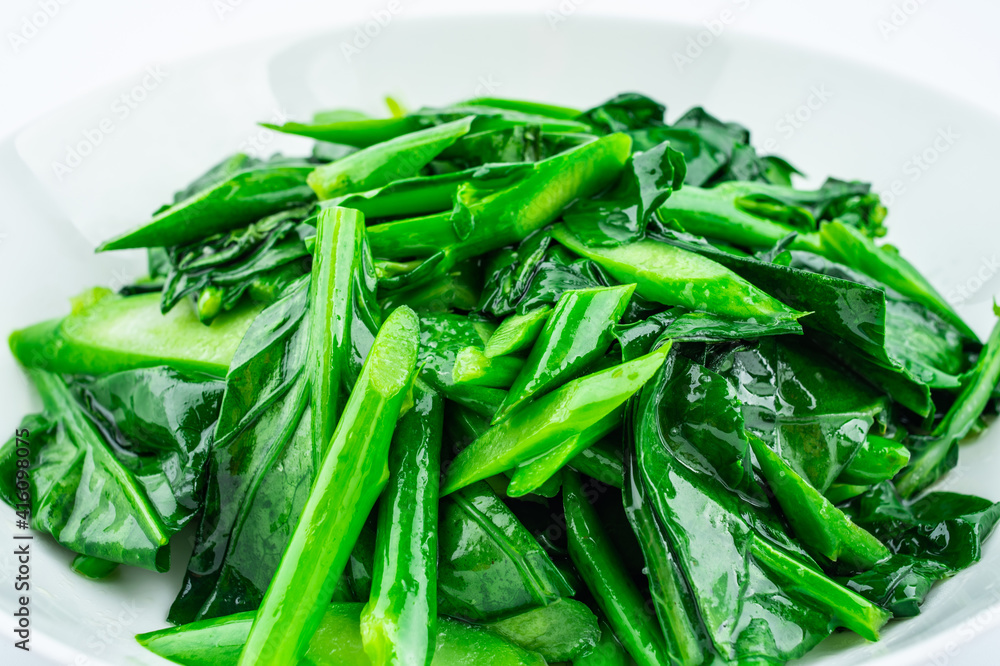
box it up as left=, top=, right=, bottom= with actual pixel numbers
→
left=2, top=1, right=999, bottom=665
left=2, top=0, right=1000, bottom=138
left=2, top=0, right=1000, bottom=137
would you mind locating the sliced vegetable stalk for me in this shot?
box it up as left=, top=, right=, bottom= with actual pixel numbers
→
left=98, top=162, right=316, bottom=251
left=308, top=117, right=474, bottom=199
left=452, top=347, right=525, bottom=387
left=307, top=206, right=368, bottom=443
left=836, top=435, right=910, bottom=486
left=569, top=436, right=625, bottom=489
left=484, top=307, right=552, bottom=358
left=265, top=115, right=425, bottom=147
left=552, top=222, right=803, bottom=326
left=897, top=311, right=1000, bottom=497
left=564, top=470, right=672, bottom=666
left=361, top=381, right=444, bottom=666
left=750, top=435, right=889, bottom=570
left=495, top=284, right=635, bottom=422
left=506, top=410, right=622, bottom=498
left=138, top=603, right=546, bottom=666
left=441, top=343, right=670, bottom=496
left=10, top=290, right=260, bottom=378
left=368, top=133, right=631, bottom=282
left=238, top=306, right=419, bottom=666
left=327, top=163, right=531, bottom=220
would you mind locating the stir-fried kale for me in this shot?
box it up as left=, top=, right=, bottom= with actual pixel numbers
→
left=5, top=92, right=999, bottom=666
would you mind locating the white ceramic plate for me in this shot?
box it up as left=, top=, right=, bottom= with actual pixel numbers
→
left=2, top=15, right=999, bottom=666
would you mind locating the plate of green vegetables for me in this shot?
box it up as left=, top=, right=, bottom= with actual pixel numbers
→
left=2, top=16, right=1000, bottom=666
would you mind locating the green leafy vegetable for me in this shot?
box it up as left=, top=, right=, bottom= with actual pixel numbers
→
left=238, top=306, right=419, bottom=666
left=0, top=367, right=224, bottom=571
left=99, top=160, right=316, bottom=251
left=361, top=381, right=443, bottom=666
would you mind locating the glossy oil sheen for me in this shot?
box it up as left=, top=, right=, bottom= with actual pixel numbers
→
left=99, top=165, right=316, bottom=250
left=10, top=292, right=260, bottom=378
left=237, top=306, right=419, bottom=666
left=564, top=470, right=670, bottom=666
left=138, top=603, right=545, bottom=666
left=361, top=381, right=444, bottom=666
left=437, top=481, right=573, bottom=623
left=552, top=222, right=803, bottom=326
left=496, top=284, right=635, bottom=421
left=441, top=344, right=669, bottom=495
left=0, top=367, right=224, bottom=572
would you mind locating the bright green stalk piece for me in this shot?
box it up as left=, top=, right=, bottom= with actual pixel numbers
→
left=97, top=165, right=315, bottom=251
left=819, top=220, right=978, bottom=341
left=70, top=555, right=119, bottom=580
left=361, top=381, right=444, bottom=666
left=367, top=133, right=631, bottom=265
left=440, top=344, right=670, bottom=496
left=137, top=603, right=545, bottom=666
left=622, top=440, right=707, bottom=666
left=9, top=291, right=260, bottom=378
left=750, top=436, right=889, bottom=570
left=653, top=183, right=825, bottom=254
left=485, top=598, right=600, bottom=662
left=552, top=224, right=803, bottom=326
left=750, top=538, right=890, bottom=641
left=506, top=410, right=622, bottom=498
left=463, top=97, right=583, bottom=119
left=327, top=163, right=531, bottom=220
left=452, top=347, right=525, bottom=387
left=897, top=313, right=1000, bottom=498
left=308, top=206, right=366, bottom=445
left=495, top=285, right=635, bottom=422
left=237, top=306, right=420, bottom=666
left=569, top=436, right=625, bottom=489
left=308, top=117, right=473, bottom=199
left=825, top=484, right=870, bottom=505
left=564, top=470, right=672, bottom=666
left=484, top=307, right=552, bottom=358
left=836, top=435, right=911, bottom=486
left=264, top=116, right=424, bottom=147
